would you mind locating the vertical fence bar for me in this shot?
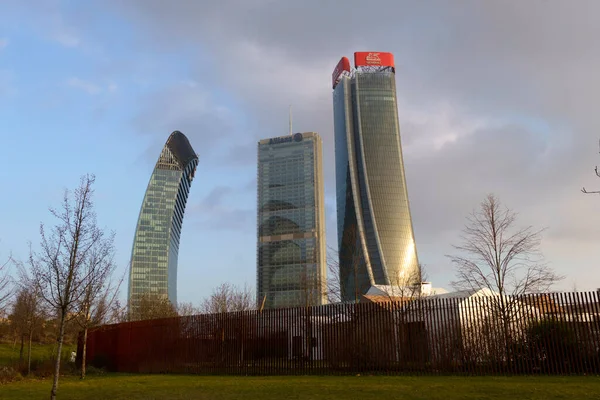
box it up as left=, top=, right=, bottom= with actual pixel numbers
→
left=466, top=296, right=477, bottom=376
left=461, top=296, right=471, bottom=375
left=426, top=297, right=435, bottom=375
left=82, top=291, right=600, bottom=377
left=438, top=297, right=450, bottom=374
left=435, top=297, right=446, bottom=375
left=543, top=293, right=551, bottom=375
left=397, top=299, right=404, bottom=376
left=557, top=292, right=568, bottom=375
left=583, top=291, right=599, bottom=373
left=372, top=301, right=381, bottom=374
left=589, top=291, right=600, bottom=374
left=453, top=297, right=463, bottom=375
left=517, top=294, right=529, bottom=375
left=548, top=293, right=559, bottom=376
left=428, top=298, right=438, bottom=375
left=572, top=292, right=585, bottom=374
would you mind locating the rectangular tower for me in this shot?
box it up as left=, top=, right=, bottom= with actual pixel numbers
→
left=333, top=52, right=420, bottom=302
left=257, top=132, right=326, bottom=309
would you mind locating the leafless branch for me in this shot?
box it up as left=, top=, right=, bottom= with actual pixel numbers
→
left=199, top=283, right=255, bottom=314
left=447, top=194, right=563, bottom=358
left=325, top=245, right=342, bottom=304
left=27, top=174, right=114, bottom=398
left=0, top=252, right=13, bottom=312
left=8, top=270, right=46, bottom=375
left=582, top=140, right=600, bottom=194
left=129, top=292, right=178, bottom=321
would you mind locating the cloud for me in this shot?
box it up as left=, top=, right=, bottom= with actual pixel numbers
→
left=190, top=185, right=254, bottom=232
left=96, top=0, right=600, bottom=290
left=53, top=31, right=80, bottom=47
left=131, top=81, right=236, bottom=161
left=66, top=77, right=103, bottom=95
left=65, top=77, right=118, bottom=96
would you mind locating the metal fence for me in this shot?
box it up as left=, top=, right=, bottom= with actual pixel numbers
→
left=79, top=291, right=600, bottom=375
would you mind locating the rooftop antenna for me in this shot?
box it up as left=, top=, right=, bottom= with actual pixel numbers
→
left=288, top=104, right=293, bottom=136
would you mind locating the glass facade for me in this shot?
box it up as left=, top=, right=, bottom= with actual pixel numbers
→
left=257, top=132, right=326, bottom=309
left=128, top=131, right=198, bottom=315
left=334, top=68, right=420, bottom=302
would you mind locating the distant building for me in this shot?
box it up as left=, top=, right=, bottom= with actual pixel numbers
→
left=257, top=132, right=326, bottom=309
left=128, top=131, right=198, bottom=315
left=332, top=52, right=420, bottom=302
left=360, top=283, right=448, bottom=304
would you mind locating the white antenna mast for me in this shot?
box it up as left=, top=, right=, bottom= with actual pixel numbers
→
left=288, top=104, right=293, bottom=136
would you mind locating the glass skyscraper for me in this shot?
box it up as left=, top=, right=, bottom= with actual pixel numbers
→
left=128, top=131, right=198, bottom=315
left=257, top=132, right=326, bottom=309
left=332, top=52, right=420, bottom=302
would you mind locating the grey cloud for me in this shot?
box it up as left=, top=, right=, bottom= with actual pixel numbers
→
left=198, top=186, right=234, bottom=210
left=51, top=1, right=600, bottom=288
left=406, top=123, right=550, bottom=236
left=189, top=185, right=255, bottom=232
left=226, top=143, right=257, bottom=167
left=131, top=82, right=235, bottom=158
left=197, top=209, right=254, bottom=232
left=2, top=0, right=83, bottom=48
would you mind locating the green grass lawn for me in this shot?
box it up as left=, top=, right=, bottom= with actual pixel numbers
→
left=2, top=374, right=599, bottom=400
left=0, top=343, right=76, bottom=366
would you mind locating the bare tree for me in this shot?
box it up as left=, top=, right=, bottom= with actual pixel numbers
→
left=298, top=267, right=326, bottom=307
left=582, top=139, right=600, bottom=194
left=199, top=283, right=254, bottom=366
left=130, top=292, right=178, bottom=321
left=74, top=235, right=119, bottom=379
left=448, top=194, right=563, bottom=361
left=107, top=299, right=129, bottom=324
left=0, top=252, right=13, bottom=313
left=27, top=174, right=112, bottom=400
left=325, top=246, right=342, bottom=304
left=177, top=301, right=200, bottom=316
left=375, top=264, right=426, bottom=302
left=199, top=283, right=254, bottom=314
left=449, top=194, right=561, bottom=296
left=9, top=281, right=46, bottom=375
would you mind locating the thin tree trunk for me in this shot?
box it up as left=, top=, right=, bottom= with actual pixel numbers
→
left=19, top=334, right=24, bottom=362
left=50, top=312, right=66, bottom=400
left=27, top=330, right=33, bottom=376
left=80, top=327, right=88, bottom=379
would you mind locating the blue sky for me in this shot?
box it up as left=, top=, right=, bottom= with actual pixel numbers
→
left=1, top=0, right=600, bottom=304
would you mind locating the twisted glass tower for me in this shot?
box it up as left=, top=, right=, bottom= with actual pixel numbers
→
left=333, top=52, right=420, bottom=302
left=128, top=131, right=198, bottom=314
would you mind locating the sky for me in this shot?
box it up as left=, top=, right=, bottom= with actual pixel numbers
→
left=1, top=0, right=599, bottom=305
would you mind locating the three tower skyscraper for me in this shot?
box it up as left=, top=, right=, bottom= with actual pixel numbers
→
left=128, top=51, right=418, bottom=311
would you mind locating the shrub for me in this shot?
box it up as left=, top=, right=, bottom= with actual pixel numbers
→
left=524, top=318, right=595, bottom=373
left=0, top=366, right=22, bottom=384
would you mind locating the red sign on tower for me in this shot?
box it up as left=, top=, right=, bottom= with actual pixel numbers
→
left=332, top=56, right=351, bottom=89
left=354, top=52, right=394, bottom=68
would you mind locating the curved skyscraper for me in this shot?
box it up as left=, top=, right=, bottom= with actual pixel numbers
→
left=332, top=52, right=420, bottom=302
left=128, top=131, right=198, bottom=315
